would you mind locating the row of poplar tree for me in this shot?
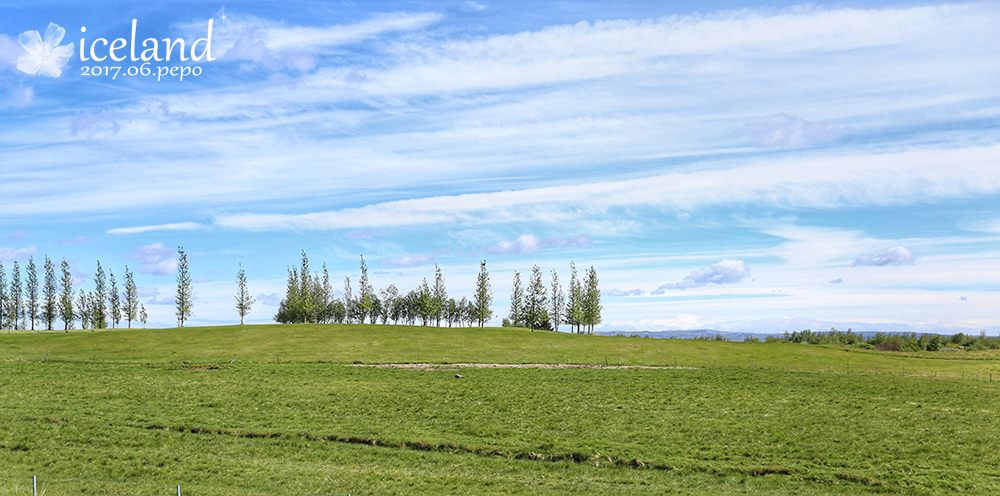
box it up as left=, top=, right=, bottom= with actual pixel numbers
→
left=0, top=256, right=149, bottom=331
left=273, top=252, right=601, bottom=333
left=274, top=252, right=494, bottom=327
left=506, top=262, right=602, bottom=334
left=0, top=246, right=196, bottom=331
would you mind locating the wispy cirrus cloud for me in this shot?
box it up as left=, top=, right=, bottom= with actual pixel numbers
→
left=738, top=114, right=845, bottom=148
left=485, top=234, right=592, bottom=255
left=213, top=145, right=1000, bottom=231
left=652, top=260, right=751, bottom=293
left=178, top=11, right=440, bottom=72
left=851, top=246, right=915, bottom=267
left=108, top=222, right=204, bottom=235
left=4, top=230, right=26, bottom=240
left=346, top=229, right=387, bottom=239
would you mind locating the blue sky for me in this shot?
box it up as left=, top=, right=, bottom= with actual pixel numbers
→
left=1, top=0, right=998, bottom=332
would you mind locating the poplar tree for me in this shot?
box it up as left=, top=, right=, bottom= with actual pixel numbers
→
left=432, top=264, right=447, bottom=327
left=92, top=261, right=107, bottom=329
left=474, top=260, right=493, bottom=328
left=508, top=271, right=523, bottom=327
left=275, top=265, right=301, bottom=324
left=108, top=270, right=121, bottom=328
left=175, top=247, right=192, bottom=327
left=42, top=256, right=57, bottom=330
left=123, top=266, right=138, bottom=328
left=584, top=266, right=602, bottom=334
left=26, top=257, right=39, bottom=331
left=379, top=284, right=399, bottom=325
left=567, top=262, right=583, bottom=334
left=60, top=260, right=74, bottom=331
left=550, top=269, right=565, bottom=333
left=235, top=264, right=254, bottom=325
left=0, top=261, right=7, bottom=330
left=358, top=255, right=375, bottom=324
left=525, top=265, right=549, bottom=331
left=319, top=263, right=333, bottom=323
left=418, top=278, right=432, bottom=326
left=342, top=276, right=354, bottom=323
left=76, top=289, right=89, bottom=330
left=9, top=261, right=22, bottom=330
left=297, top=251, right=313, bottom=323
left=140, top=304, right=147, bottom=328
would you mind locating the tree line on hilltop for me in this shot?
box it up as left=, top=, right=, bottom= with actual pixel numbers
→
left=273, top=252, right=602, bottom=332
left=0, top=256, right=149, bottom=331
left=0, top=247, right=194, bottom=332
left=273, top=252, right=495, bottom=327
left=1, top=246, right=602, bottom=332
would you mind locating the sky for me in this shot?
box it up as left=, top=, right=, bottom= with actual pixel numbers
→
left=1, top=0, right=998, bottom=333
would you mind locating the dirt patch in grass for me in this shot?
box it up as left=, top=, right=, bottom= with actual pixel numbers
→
left=354, top=363, right=694, bottom=370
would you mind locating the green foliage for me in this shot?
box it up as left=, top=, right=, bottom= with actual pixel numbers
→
left=509, top=270, right=523, bottom=327
left=59, top=259, right=74, bottom=331
left=525, top=265, right=550, bottom=331
left=92, top=261, right=107, bottom=329
left=41, top=256, right=57, bottom=331
left=235, top=264, right=254, bottom=325
left=108, top=269, right=121, bottom=328
left=8, top=261, right=22, bottom=330
left=782, top=328, right=1000, bottom=352
left=474, top=261, right=493, bottom=328
left=123, top=265, right=138, bottom=328
left=25, top=257, right=38, bottom=331
left=175, top=248, right=192, bottom=327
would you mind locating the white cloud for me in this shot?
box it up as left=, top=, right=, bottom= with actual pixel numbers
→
left=108, top=222, right=204, bottom=235
left=126, top=242, right=176, bottom=264
left=383, top=253, right=439, bottom=268
left=0, top=85, right=33, bottom=109
left=852, top=245, right=915, bottom=267
left=738, top=114, right=845, bottom=148
left=0, top=34, right=24, bottom=69
left=0, top=246, right=38, bottom=262
left=181, top=12, right=441, bottom=69
left=257, top=293, right=282, bottom=306
left=71, top=111, right=129, bottom=135
left=55, top=236, right=91, bottom=246
left=126, top=242, right=179, bottom=275
left=486, top=234, right=541, bottom=255
left=347, top=4, right=977, bottom=95
left=484, top=234, right=592, bottom=255
left=652, top=259, right=751, bottom=292
left=213, top=145, right=1000, bottom=231
left=607, top=288, right=644, bottom=297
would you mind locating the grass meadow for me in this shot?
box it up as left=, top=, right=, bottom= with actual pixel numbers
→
left=2, top=324, right=1000, bottom=494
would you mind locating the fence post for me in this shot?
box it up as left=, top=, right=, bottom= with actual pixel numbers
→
left=33, top=475, right=37, bottom=496
left=177, top=485, right=181, bottom=496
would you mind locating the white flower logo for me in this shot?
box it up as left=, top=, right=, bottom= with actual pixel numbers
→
left=17, top=23, right=75, bottom=77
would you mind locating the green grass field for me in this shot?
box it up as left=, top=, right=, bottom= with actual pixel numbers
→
left=2, top=324, right=1000, bottom=494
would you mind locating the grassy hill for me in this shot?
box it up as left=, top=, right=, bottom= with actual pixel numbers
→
left=2, top=324, right=1000, bottom=494
left=3, top=323, right=999, bottom=378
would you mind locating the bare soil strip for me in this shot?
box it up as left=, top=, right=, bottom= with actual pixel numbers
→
left=353, top=363, right=694, bottom=370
